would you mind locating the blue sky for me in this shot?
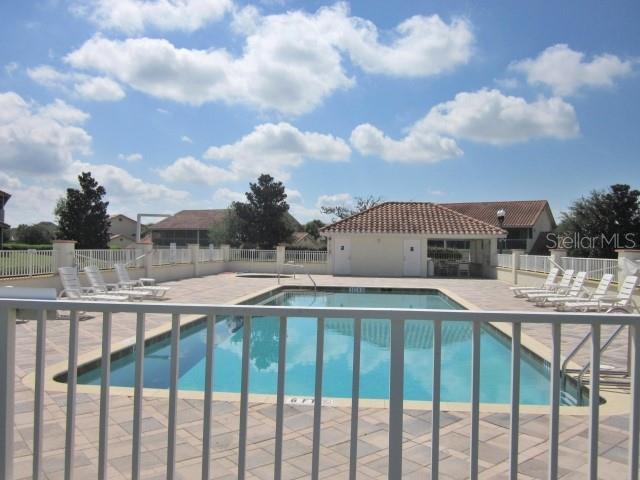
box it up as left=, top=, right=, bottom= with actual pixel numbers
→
left=1, top=0, right=639, bottom=225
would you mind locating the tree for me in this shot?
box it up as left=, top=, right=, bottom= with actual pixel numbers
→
left=55, top=172, right=111, bottom=248
left=232, top=174, right=293, bottom=248
left=14, top=224, right=53, bottom=244
left=208, top=210, right=243, bottom=247
left=320, top=195, right=383, bottom=221
left=557, top=184, right=640, bottom=257
left=304, top=220, right=325, bottom=239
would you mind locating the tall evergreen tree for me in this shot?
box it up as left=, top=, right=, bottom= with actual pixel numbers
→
left=55, top=172, right=111, bottom=248
left=233, top=174, right=292, bottom=248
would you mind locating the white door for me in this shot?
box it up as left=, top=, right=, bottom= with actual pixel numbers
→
left=403, top=239, right=421, bottom=276
left=334, top=238, right=351, bottom=275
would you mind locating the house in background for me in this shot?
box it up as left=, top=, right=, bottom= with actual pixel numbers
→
left=321, top=202, right=506, bottom=277
left=108, top=214, right=138, bottom=248
left=442, top=200, right=555, bottom=254
left=0, top=190, right=10, bottom=248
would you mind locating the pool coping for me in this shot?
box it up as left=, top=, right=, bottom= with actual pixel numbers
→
left=23, top=283, right=629, bottom=415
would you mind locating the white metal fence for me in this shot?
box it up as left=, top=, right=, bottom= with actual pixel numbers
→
left=0, top=299, right=638, bottom=480
left=74, top=249, right=137, bottom=272
left=519, top=255, right=552, bottom=274
left=497, top=253, right=512, bottom=269
left=284, top=250, right=328, bottom=264
left=230, top=248, right=277, bottom=262
left=560, top=257, right=619, bottom=283
left=152, top=248, right=192, bottom=266
left=0, top=250, right=56, bottom=278
left=198, top=247, right=223, bottom=263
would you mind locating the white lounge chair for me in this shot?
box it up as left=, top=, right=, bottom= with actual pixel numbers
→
left=557, top=275, right=639, bottom=313
left=532, top=271, right=588, bottom=306
left=58, top=267, right=129, bottom=302
left=84, top=266, right=153, bottom=301
left=114, top=263, right=170, bottom=298
left=556, top=274, right=614, bottom=311
left=523, top=269, right=575, bottom=300
left=510, top=268, right=559, bottom=297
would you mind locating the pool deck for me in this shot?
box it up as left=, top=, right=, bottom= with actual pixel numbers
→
left=11, top=273, right=635, bottom=479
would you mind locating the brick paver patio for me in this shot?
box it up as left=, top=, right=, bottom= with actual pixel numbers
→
left=10, top=273, right=635, bottom=479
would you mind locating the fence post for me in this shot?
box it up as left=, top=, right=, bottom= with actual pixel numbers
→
left=188, top=244, right=200, bottom=277
left=221, top=244, right=230, bottom=263
left=136, top=242, right=153, bottom=278
left=511, top=250, right=524, bottom=285
left=276, top=245, right=286, bottom=274
left=52, top=240, right=76, bottom=272
left=0, top=305, right=16, bottom=480
left=616, top=249, right=640, bottom=291
left=548, top=248, right=567, bottom=270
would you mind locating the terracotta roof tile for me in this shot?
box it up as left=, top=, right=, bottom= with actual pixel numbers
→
left=321, top=202, right=507, bottom=236
left=150, top=209, right=227, bottom=230
left=441, top=200, right=553, bottom=228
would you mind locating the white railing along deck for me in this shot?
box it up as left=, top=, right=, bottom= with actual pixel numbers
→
left=0, top=299, right=639, bottom=480
left=284, top=250, right=328, bottom=264
left=560, top=257, right=619, bottom=283
left=74, top=249, right=136, bottom=272
left=152, top=248, right=192, bottom=266
left=198, top=247, right=223, bottom=263
left=519, top=254, right=552, bottom=274
left=0, top=250, right=55, bottom=278
left=497, top=253, right=513, bottom=269
left=230, top=248, right=277, bottom=262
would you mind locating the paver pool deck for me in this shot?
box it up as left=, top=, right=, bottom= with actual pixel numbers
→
left=10, top=273, right=635, bottom=479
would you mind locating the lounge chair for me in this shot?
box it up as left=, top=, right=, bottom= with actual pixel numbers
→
left=58, top=267, right=129, bottom=301
left=532, top=271, right=588, bottom=306
left=556, top=274, right=614, bottom=311
left=556, top=275, right=639, bottom=313
left=114, top=263, right=170, bottom=298
left=510, top=268, right=559, bottom=297
left=84, top=265, right=154, bottom=301
left=523, top=269, right=575, bottom=299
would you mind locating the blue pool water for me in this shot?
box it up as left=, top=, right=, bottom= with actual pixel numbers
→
left=74, top=288, right=586, bottom=405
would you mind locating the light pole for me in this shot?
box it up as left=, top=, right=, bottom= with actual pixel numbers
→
left=497, top=208, right=506, bottom=254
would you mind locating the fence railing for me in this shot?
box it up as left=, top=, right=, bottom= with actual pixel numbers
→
left=230, top=248, right=277, bottom=262
left=0, top=250, right=56, bottom=277
left=519, top=255, right=552, bottom=274
left=560, top=257, right=619, bottom=283
left=74, top=249, right=137, bottom=272
left=0, top=299, right=638, bottom=480
left=284, top=250, right=328, bottom=264
left=497, top=253, right=512, bottom=269
left=198, top=247, right=223, bottom=263
left=152, top=248, right=192, bottom=266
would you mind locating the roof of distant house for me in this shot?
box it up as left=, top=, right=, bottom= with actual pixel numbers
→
left=441, top=200, right=554, bottom=228
left=150, top=209, right=228, bottom=230
left=321, top=202, right=507, bottom=236
left=110, top=213, right=136, bottom=222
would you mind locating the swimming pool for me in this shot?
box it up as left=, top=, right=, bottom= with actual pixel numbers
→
left=72, top=287, right=587, bottom=405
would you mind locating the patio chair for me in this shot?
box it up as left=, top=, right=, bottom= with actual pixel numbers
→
left=58, top=267, right=130, bottom=302
left=523, top=269, right=575, bottom=299
left=555, top=274, right=614, bottom=311
left=510, top=268, right=559, bottom=297
left=531, top=271, right=588, bottom=306
left=84, top=265, right=154, bottom=301
left=114, top=263, right=170, bottom=298
left=555, top=275, right=639, bottom=313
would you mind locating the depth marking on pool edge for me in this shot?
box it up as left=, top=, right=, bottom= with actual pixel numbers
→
left=286, top=397, right=335, bottom=406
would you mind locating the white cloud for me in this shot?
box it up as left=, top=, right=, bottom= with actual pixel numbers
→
left=418, top=88, right=579, bottom=144
left=159, top=156, right=236, bottom=186
left=181, top=135, right=193, bottom=143
left=350, top=123, right=461, bottom=163
left=0, top=92, right=92, bottom=175
left=203, top=122, right=350, bottom=180
left=511, top=44, right=634, bottom=96
left=156, top=108, right=169, bottom=114
left=27, top=65, right=125, bottom=101
left=118, top=152, right=143, bottom=162
left=212, top=187, right=245, bottom=206
left=0, top=172, right=22, bottom=189
left=316, top=193, right=353, bottom=209
left=4, top=62, right=19, bottom=76
left=1, top=185, right=64, bottom=225
left=70, top=0, right=233, bottom=34
left=63, top=5, right=474, bottom=114
left=74, top=76, right=125, bottom=101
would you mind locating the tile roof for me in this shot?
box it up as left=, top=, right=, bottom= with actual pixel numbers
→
left=321, top=202, right=507, bottom=236
left=441, top=200, right=552, bottom=228
left=150, top=209, right=228, bottom=230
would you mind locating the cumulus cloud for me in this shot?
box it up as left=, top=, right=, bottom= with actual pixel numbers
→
left=350, top=123, right=461, bottom=163
left=0, top=92, right=92, bottom=175
left=1, top=185, right=64, bottom=225
left=159, top=156, right=236, bottom=186
left=118, top=152, right=143, bottom=162
left=4, top=62, right=19, bottom=76
left=27, top=65, right=125, bottom=101
left=316, top=193, right=353, bottom=209
left=70, top=0, right=233, bottom=34
left=511, top=44, right=634, bottom=96
left=181, top=135, right=193, bottom=143
left=212, top=187, right=245, bottom=206
left=63, top=4, right=474, bottom=114
left=0, top=172, right=22, bottom=190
